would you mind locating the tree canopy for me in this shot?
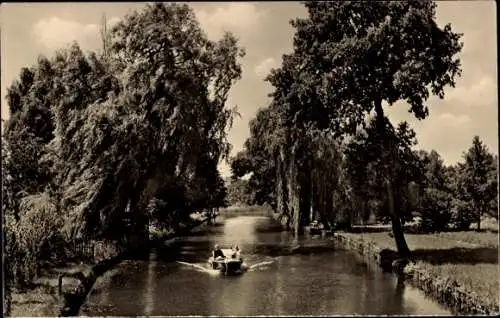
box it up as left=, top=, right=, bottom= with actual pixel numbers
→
left=232, top=0, right=464, bottom=256
left=3, top=3, right=245, bottom=291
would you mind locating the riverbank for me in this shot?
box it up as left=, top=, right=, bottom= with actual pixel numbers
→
left=333, top=230, right=499, bottom=315
left=9, top=240, right=126, bottom=317
left=8, top=216, right=211, bottom=317
left=9, top=262, right=93, bottom=316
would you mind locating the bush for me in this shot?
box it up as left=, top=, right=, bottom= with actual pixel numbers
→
left=405, top=216, right=424, bottom=234
left=419, top=188, right=452, bottom=233
left=449, top=198, right=475, bottom=231
left=7, top=192, right=63, bottom=286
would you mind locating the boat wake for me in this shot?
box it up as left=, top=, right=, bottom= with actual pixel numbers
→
left=176, top=261, right=220, bottom=276
left=248, top=260, right=275, bottom=271
left=176, top=258, right=277, bottom=274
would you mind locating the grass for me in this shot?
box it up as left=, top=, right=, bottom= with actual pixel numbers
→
left=433, top=231, right=498, bottom=248
left=219, top=205, right=272, bottom=215
left=10, top=288, right=60, bottom=317
left=9, top=262, right=94, bottom=317
left=341, top=230, right=499, bottom=309
left=416, top=262, right=499, bottom=307
left=345, top=231, right=498, bottom=250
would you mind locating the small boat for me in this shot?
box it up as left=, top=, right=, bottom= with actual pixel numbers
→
left=309, top=220, right=324, bottom=235
left=208, top=249, right=244, bottom=275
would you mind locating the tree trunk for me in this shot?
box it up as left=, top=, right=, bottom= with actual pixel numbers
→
left=387, top=180, right=411, bottom=256
left=299, top=158, right=312, bottom=227
left=476, top=209, right=482, bottom=231
left=276, top=151, right=285, bottom=223
left=288, top=151, right=301, bottom=237
left=374, top=99, right=411, bottom=258
left=360, top=200, right=366, bottom=225
left=310, top=167, right=315, bottom=222
left=276, top=148, right=290, bottom=230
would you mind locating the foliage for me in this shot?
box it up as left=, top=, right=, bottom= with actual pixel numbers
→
left=416, top=150, right=454, bottom=232
left=448, top=198, right=476, bottom=230
left=234, top=1, right=464, bottom=243
left=5, top=192, right=62, bottom=285
left=230, top=106, right=280, bottom=209
left=440, top=164, right=472, bottom=230
left=307, top=128, right=345, bottom=227
left=344, top=118, right=423, bottom=225
left=2, top=3, right=244, bottom=294
left=226, top=178, right=254, bottom=206
left=286, top=1, right=463, bottom=135
left=455, top=136, right=497, bottom=230
left=43, top=3, right=245, bottom=239
left=256, top=0, right=463, bottom=253
left=2, top=56, right=61, bottom=221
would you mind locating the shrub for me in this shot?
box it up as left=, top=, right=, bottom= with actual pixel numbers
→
left=405, top=216, right=424, bottom=234
left=449, top=198, right=475, bottom=231
left=419, top=188, right=452, bottom=233
left=8, top=192, right=63, bottom=285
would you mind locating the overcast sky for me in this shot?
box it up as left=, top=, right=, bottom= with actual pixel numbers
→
left=1, top=2, right=497, bottom=177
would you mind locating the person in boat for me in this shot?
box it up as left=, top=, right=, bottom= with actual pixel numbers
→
left=212, top=244, right=225, bottom=260
left=231, top=245, right=241, bottom=260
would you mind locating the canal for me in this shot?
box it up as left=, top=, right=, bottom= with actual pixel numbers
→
left=81, top=215, right=451, bottom=316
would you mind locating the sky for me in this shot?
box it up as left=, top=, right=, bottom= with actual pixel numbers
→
left=1, top=1, right=498, bottom=177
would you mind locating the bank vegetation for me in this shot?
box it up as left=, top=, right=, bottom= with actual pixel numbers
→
left=225, top=1, right=497, bottom=313
left=2, top=3, right=243, bottom=315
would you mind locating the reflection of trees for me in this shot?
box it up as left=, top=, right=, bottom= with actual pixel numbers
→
left=274, top=260, right=286, bottom=315
left=359, top=269, right=368, bottom=314
left=394, top=275, right=406, bottom=313
left=143, top=250, right=158, bottom=316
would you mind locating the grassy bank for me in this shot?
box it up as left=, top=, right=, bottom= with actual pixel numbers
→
left=9, top=215, right=210, bottom=317
left=9, top=262, right=94, bottom=317
left=336, top=230, right=499, bottom=314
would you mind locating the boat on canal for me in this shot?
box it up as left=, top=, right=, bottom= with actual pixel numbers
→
left=208, top=248, right=244, bottom=275
left=308, top=220, right=324, bottom=235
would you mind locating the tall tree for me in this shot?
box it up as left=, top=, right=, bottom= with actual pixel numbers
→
left=3, top=56, right=60, bottom=218
left=445, top=164, right=475, bottom=230
left=276, top=1, right=462, bottom=256
left=226, top=178, right=254, bottom=206
left=50, top=3, right=244, bottom=240
left=231, top=106, right=280, bottom=211
left=458, top=136, right=497, bottom=231
left=417, top=150, right=453, bottom=232
left=345, top=118, right=423, bottom=227
left=100, top=13, right=112, bottom=60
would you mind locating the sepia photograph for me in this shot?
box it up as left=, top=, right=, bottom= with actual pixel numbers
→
left=1, top=1, right=498, bottom=316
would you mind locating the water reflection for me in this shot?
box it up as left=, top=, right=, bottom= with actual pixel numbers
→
left=142, top=249, right=157, bottom=316
left=82, top=215, right=451, bottom=316
left=274, top=259, right=286, bottom=315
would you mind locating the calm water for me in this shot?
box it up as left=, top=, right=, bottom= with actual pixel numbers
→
left=81, top=215, right=451, bottom=316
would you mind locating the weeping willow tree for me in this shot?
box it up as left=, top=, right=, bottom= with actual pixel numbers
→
left=47, top=3, right=244, bottom=241
left=306, top=128, right=345, bottom=229
left=261, top=47, right=346, bottom=235
left=231, top=104, right=345, bottom=234
left=256, top=1, right=463, bottom=256
left=3, top=4, right=244, bottom=298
